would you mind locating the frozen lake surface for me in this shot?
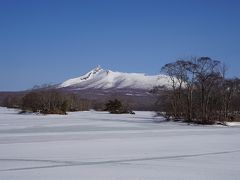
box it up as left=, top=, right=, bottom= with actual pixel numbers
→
left=0, top=107, right=240, bottom=180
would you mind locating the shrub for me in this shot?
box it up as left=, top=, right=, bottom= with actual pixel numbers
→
left=105, top=99, right=134, bottom=114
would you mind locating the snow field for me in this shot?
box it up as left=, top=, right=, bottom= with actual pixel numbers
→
left=0, top=107, right=240, bottom=180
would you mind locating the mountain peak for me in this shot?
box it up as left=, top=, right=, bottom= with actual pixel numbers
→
left=59, top=67, right=171, bottom=90
left=91, top=65, right=103, bottom=73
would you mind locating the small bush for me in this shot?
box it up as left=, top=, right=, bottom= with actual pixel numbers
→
left=105, top=99, right=134, bottom=114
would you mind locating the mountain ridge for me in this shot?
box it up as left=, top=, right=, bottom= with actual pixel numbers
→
left=59, top=66, right=171, bottom=90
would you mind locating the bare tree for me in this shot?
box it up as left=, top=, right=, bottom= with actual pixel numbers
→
left=193, top=57, right=222, bottom=123
left=161, top=61, right=187, bottom=119
left=158, top=57, right=231, bottom=124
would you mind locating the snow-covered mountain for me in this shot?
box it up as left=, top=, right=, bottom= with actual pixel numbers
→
left=59, top=66, right=171, bottom=90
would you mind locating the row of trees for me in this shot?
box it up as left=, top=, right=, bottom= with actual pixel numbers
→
left=156, top=57, right=240, bottom=124
left=2, top=95, right=22, bottom=109
left=21, top=91, right=68, bottom=114
left=3, top=90, right=91, bottom=114
left=2, top=91, right=134, bottom=115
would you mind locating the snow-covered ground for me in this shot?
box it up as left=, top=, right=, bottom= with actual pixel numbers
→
left=0, top=107, right=240, bottom=180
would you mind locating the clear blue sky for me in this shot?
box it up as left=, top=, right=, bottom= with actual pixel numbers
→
left=0, top=0, right=240, bottom=91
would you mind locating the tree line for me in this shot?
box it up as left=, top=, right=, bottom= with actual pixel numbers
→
left=2, top=90, right=91, bottom=114
left=155, top=57, right=240, bottom=124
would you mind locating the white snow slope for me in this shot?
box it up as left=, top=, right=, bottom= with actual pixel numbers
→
left=0, top=107, right=240, bottom=180
left=59, top=66, right=171, bottom=90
